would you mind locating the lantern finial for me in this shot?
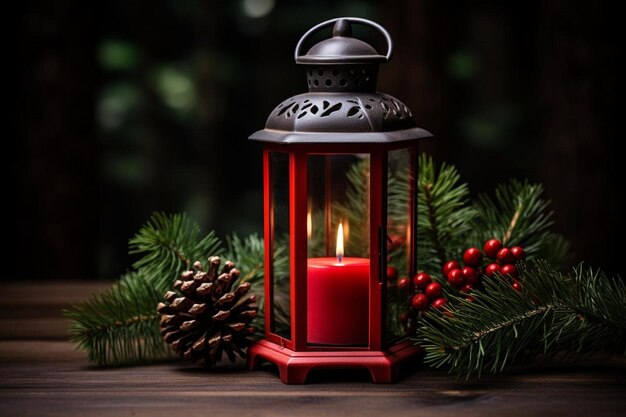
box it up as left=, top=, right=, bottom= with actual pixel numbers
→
left=332, top=19, right=352, bottom=37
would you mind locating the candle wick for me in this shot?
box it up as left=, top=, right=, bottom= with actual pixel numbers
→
left=337, top=254, right=343, bottom=264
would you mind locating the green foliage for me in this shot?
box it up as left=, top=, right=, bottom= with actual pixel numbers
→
left=225, top=233, right=266, bottom=286
left=470, top=180, right=572, bottom=269
left=224, top=233, right=289, bottom=330
left=333, top=158, right=371, bottom=257
left=66, top=154, right=610, bottom=377
left=129, top=212, right=222, bottom=290
left=64, top=270, right=169, bottom=366
left=66, top=212, right=223, bottom=367
left=65, top=213, right=286, bottom=367
left=386, top=150, right=412, bottom=277
left=416, top=259, right=626, bottom=379
left=417, top=154, right=478, bottom=273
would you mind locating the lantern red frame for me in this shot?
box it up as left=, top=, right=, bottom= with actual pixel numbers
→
left=247, top=142, right=422, bottom=384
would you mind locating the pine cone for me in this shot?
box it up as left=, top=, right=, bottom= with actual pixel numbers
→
left=157, top=256, right=257, bottom=367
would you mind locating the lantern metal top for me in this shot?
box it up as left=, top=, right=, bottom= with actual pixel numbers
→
left=249, top=17, right=432, bottom=144
left=295, top=18, right=391, bottom=64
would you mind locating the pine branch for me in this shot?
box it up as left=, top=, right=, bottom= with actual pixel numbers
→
left=471, top=180, right=573, bottom=269
left=471, top=181, right=553, bottom=255
left=415, top=259, right=626, bottom=379
left=64, top=270, right=171, bottom=367
left=331, top=152, right=413, bottom=268
left=333, top=159, right=371, bottom=257
left=225, top=233, right=266, bottom=285
left=386, top=167, right=412, bottom=276
left=128, top=212, right=223, bottom=291
left=65, top=212, right=225, bottom=367
left=224, top=233, right=289, bottom=331
left=417, top=154, right=478, bottom=272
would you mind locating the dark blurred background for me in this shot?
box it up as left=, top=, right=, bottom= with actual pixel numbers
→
left=14, top=0, right=622, bottom=281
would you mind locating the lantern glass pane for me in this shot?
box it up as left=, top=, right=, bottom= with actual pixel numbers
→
left=386, top=147, right=414, bottom=341
left=306, top=154, right=370, bottom=347
left=269, top=151, right=291, bottom=339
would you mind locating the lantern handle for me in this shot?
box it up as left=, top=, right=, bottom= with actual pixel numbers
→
left=294, top=17, right=393, bottom=63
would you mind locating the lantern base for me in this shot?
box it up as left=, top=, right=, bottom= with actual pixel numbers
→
left=247, top=339, right=423, bottom=384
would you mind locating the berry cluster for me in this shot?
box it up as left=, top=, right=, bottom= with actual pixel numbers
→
left=483, top=239, right=526, bottom=291
left=388, top=266, right=411, bottom=294
left=410, top=272, right=447, bottom=311
left=442, top=238, right=526, bottom=294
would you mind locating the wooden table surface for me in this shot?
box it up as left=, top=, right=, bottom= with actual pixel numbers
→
left=1, top=282, right=625, bottom=417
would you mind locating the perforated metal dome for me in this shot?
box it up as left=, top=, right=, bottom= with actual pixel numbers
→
left=249, top=17, right=432, bottom=144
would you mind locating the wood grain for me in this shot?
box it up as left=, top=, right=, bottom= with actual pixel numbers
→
left=1, top=282, right=625, bottom=417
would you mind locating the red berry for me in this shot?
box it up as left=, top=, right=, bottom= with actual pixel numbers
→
left=387, top=266, right=398, bottom=281
left=460, top=283, right=473, bottom=293
left=484, top=239, right=502, bottom=259
left=397, top=277, right=410, bottom=291
left=462, top=266, right=479, bottom=284
left=512, top=280, right=522, bottom=292
left=442, top=260, right=461, bottom=277
left=500, top=263, right=518, bottom=278
left=425, top=282, right=442, bottom=299
left=411, top=293, right=430, bottom=311
left=413, top=272, right=432, bottom=289
left=389, top=234, right=406, bottom=248
left=511, top=246, right=526, bottom=261
left=496, top=248, right=515, bottom=264
left=398, top=311, right=410, bottom=323
left=431, top=297, right=447, bottom=309
left=447, top=269, right=464, bottom=287
left=463, top=247, right=483, bottom=267
left=485, top=263, right=501, bottom=278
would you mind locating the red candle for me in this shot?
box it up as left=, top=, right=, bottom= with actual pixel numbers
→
left=307, top=223, right=369, bottom=345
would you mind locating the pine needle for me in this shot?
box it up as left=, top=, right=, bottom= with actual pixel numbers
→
left=224, top=232, right=289, bottom=331
left=417, top=153, right=478, bottom=272
left=128, top=212, right=223, bottom=290
left=415, top=259, right=626, bottom=379
left=65, top=212, right=223, bottom=367
left=473, top=181, right=550, bottom=256
left=64, top=270, right=170, bottom=366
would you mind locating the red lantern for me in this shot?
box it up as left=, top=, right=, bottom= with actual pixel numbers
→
left=247, top=17, right=432, bottom=384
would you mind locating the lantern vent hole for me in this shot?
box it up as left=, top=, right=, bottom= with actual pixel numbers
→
left=306, top=65, right=377, bottom=93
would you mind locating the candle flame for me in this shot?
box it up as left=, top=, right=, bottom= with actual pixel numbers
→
left=307, top=209, right=312, bottom=239
left=336, top=223, right=344, bottom=263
